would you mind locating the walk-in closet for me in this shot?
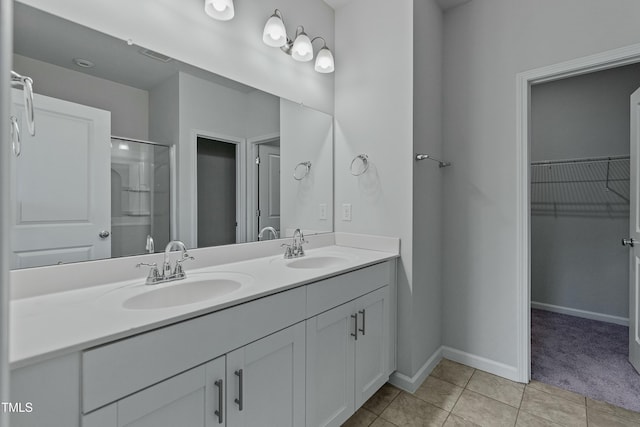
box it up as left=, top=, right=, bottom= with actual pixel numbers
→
left=530, top=62, right=640, bottom=412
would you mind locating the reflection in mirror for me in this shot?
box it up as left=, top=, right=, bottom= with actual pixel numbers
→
left=11, top=2, right=333, bottom=269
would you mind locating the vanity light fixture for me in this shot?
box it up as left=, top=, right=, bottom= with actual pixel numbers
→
left=204, top=0, right=235, bottom=21
left=262, top=9, right=334, bottom=73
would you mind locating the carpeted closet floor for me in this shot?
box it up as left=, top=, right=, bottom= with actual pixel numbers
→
left=531, top=308, right=640, bottom=412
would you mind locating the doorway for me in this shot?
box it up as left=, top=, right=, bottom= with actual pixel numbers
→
left=529, top=63, right=640, bottom=411
left=196, top=136, right=238, bottom=247
left=517, top=45, right=640, bottom=383
left=247, top=134, right=281, bottom=241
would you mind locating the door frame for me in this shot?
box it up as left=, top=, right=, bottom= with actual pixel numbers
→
left=191, top=129, right=246, bottom=246
left=516, top=43, right=640, bottom=382
left=246, top=132, right=280, bottom=242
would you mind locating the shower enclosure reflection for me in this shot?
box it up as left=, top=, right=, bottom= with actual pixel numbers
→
left=110, top=138, right=173, bottom=257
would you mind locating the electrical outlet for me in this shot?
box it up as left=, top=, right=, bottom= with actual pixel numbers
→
left=319, top=203, right=327, bottom=220
left=342, top=203, right=352, bottom=221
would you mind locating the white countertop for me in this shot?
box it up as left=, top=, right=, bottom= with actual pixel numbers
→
left=10, top=235, right=399, bottom=369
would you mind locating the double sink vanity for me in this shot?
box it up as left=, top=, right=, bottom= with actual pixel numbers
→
left=9, top=233, right=399, bottom=427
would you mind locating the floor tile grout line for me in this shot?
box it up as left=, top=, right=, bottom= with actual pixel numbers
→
left=460, top=383, right=524, bottom=411
left=526, top=382, right=589, bottom=409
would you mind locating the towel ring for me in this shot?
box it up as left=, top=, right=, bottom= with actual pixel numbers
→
left=293, top=161, right=312, bottom=181
left=350, top=154, right=369, bottom=176
left=10, top=116, right=21, bottom=157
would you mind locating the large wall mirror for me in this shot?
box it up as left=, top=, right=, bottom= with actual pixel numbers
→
left=10, top=2, right=334, bottom=269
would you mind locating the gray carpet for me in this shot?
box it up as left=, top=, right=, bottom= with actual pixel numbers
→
left=531, top=308, right=640, bottom=412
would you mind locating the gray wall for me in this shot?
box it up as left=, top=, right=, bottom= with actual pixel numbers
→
left=280, top=99, right=333, bottom=237
left=530, top=64, right=640, bottom=319
left=412, top=0, right=444, bottom=377
left=442, top=0, right=640, bottom=372
left=333, top=0, right=445, bottom=382
left=13, top=54, right=149, bottom=140
left=333, top=0, right=415, bottom=379
left=176, top=72, right=279, bottom=248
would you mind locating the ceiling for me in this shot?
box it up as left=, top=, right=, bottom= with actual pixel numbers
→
left=13, top=2, right=255, bottom=93
left=323, top=0, right=472, bottom=11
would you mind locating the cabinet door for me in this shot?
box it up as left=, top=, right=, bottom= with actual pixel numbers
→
left=114, top=357, right=224, bottom=427
left=226, top=323, right=305, bottom=427
left=306, top=301, right=356, bottom=427
left=354, top=286, right=389, bottom=408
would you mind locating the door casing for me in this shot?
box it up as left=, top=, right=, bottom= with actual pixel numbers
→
left=516, top=43, right=640, bottom=382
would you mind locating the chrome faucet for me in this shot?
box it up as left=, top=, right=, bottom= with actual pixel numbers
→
left=145, top=235, right=155, bottom=253
left=282, top=228, right=307, bottom=259
left=136, top=240, right=194, bottom=285
left=258, top=226, right=279, bottom=241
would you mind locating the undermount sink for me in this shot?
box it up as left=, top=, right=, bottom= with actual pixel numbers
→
left=123, top=273, right=251, bottom=310
left=285, top=255, right=350, bottom=269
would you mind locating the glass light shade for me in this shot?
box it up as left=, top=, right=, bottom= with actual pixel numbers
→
left=204, top=0, right=234, bottom=21
left=262, top=15, right=287, bottom=47
left=314, top=47, right=334, bottom=73
left=291, top=32, right=313, bottom=62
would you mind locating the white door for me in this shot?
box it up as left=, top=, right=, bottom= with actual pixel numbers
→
left=629, top=88, right=640, bottom=374
left=257, top=144, right=280, bottom=238
left=226, top=323, right=305, bottom=427
left=10, top=90, right=111, bottom=268
left=306, top=301, right=356, bottom=427
left=354, top=286, right=389, bottom=407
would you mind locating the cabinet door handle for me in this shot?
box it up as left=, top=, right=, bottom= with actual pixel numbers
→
left=214, top=379, right=223, bottom=424
left=358, top=309, right=366, bottom=336
left=351, top=313, right=358, bottom=340
left=234, top=369, right=244, bottom=411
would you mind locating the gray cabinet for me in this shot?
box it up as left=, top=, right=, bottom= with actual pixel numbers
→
left=83, top=357, right=224, bottom=427
left=13, top=260, right=396, bottom=427
left=306, top=286, right=390, bottom=427
left=83, top=323, right=305, bottom=427
left=226, top=322, right=306, bottom=427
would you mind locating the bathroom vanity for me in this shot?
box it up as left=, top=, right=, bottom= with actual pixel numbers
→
left=9, top=233, right=398, bottom=427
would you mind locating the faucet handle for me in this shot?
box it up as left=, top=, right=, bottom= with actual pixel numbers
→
left=136, top=262, right=157, bottom=268
left=174, top=254, right=195, bottom=276
left=136, top=262, right=162, bottom=284
left=281, top=243, right=294, bottom=259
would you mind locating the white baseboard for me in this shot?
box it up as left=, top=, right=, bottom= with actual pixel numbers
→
left=442, top=346, right=520, bottom=383
left=389, top=346, right=443, bottom=393
left=531, top=301, right=629, bottom=327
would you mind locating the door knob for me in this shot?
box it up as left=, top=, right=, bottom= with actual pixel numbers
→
left=98, top=230, right=111, bottom=239
left=622, top=237, right=635, bottom=247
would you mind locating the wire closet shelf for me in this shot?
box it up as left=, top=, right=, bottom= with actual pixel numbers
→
left=530, top=155, right=630, bottom=218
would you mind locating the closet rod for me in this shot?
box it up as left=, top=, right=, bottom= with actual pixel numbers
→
left=531, top=155, right=629, bottom=166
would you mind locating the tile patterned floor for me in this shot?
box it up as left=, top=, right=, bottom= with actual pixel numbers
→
left=342, top=359, right=640, bottom=427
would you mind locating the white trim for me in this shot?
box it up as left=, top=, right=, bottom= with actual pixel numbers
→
left=246, top=133, right=280, bottom=242
left=246, top=132, right=280, bottom=145
left=442, top=346, right=520, bottom=383
left=388, top=346, right=443, bottom=393
left=516, top=42, right=640, bottom=383
left=190, top=129, right=247, bottom=246
left=531, top=302, right=629, bottom=327
left=0, top=0, right=12, bottom=419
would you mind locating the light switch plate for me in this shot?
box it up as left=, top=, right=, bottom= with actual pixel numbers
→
left=319, top=203, right=327, bottom=220
left=342, top=203, right=352, bottom=221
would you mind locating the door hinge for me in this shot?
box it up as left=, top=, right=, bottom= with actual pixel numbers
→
left=255, top=156, right=261, bottom=165
left=256, top=209, right=261, bottom=217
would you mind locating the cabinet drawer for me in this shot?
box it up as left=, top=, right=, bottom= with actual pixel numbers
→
left=306, top=261, right=391, bottom=318
left=82, top=287, right=305, bottom=413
